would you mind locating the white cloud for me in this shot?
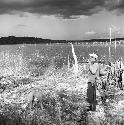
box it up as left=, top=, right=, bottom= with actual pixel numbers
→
left=2, top=0, right=31, bottom=3
left=85, top=31, right=96, bottom=35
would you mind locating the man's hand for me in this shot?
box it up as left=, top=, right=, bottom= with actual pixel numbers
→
left=89, top=63, right=99, bottom=74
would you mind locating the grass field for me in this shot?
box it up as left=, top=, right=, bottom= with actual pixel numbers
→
left=0, top=43, right=124, bottom=125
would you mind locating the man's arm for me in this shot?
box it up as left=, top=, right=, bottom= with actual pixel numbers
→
left=100, top=65, right=110, bottom=75
left=89, top=63, right=98, bottom=74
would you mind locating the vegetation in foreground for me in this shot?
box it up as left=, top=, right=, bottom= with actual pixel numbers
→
left=0, top=51, right=123, bottom=125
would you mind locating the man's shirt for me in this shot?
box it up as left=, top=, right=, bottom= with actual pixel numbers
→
left=88, top=62, right=108, bottom=83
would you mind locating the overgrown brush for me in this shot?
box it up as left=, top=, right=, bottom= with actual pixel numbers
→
left=1, top=58, right=124, bottom=125
left=0, top=63, right=89, bottom=125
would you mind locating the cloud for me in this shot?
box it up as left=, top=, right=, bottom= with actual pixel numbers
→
left=0, top=0, right=123, bottom=18
left=85, top=31, right=96, bottom=35
left=17, top=24, right=26, bottom=27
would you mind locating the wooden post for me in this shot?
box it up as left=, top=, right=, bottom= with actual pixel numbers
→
left=115, top=39, right=117, bottom=62
left=70, top=43, right=78, bottom=75
left=68, top=55, right=70, bottom=70
left=109, top=27, right=112, bottom=62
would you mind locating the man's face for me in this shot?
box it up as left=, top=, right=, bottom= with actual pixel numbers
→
left=89, top=56, right=96, bottom=62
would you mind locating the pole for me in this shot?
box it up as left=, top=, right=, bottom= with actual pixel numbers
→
left=115, top=39, right=117, bottom=62
left=70, top=43, right=78, bottom=75
left=109, top=27, right=112, bottom=62
left=68, top=55, right=70, bottom=69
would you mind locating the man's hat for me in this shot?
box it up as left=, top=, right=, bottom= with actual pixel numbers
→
left=89, top=53, right=98, bottom=59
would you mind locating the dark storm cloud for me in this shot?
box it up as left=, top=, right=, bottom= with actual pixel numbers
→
left=105, top=0, right=124, bottom=15
left=105, top=0, right=123, bottom=10
left=0, top=0, right=123, bottom=18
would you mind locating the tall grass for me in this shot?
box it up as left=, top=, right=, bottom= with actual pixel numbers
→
left=0, top=50, right=30, bottom=78
left=0, top=49, right=124, bottom=125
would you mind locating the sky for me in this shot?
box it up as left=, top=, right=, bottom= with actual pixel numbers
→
left=0, top=0, right=124, bottom=40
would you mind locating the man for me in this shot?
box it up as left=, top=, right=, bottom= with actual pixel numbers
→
left=86, top=53, right=99, bottom=111
left=86, top=53, right=109, bottom=111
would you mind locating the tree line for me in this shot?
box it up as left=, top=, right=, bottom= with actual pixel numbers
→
left=0, top=36, right=123, bottom=45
